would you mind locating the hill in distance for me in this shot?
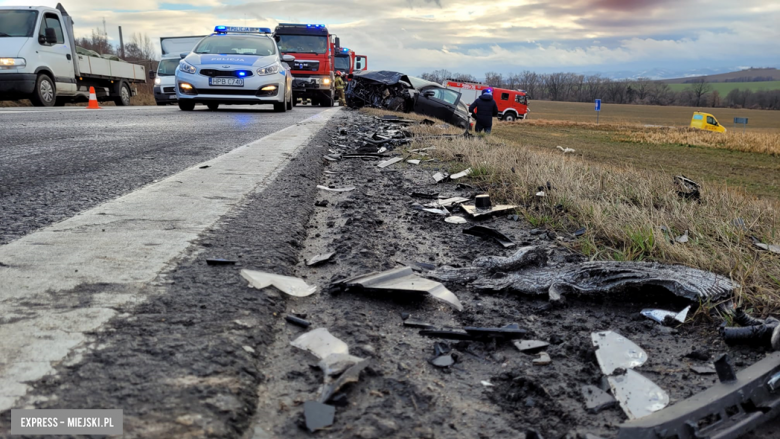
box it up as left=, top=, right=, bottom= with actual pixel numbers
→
left=662, top=67, right=780, bottom=84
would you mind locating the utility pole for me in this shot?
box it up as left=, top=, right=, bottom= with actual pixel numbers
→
left=118, top=26, right=125, bottom=59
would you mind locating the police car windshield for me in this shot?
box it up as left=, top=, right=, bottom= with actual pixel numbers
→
left=194, top=35, right=276, bottom=56
left=277, top=35, right=327, bottom=54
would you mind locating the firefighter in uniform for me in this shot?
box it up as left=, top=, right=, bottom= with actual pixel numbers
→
left=334, top=71, right=347, bottom=106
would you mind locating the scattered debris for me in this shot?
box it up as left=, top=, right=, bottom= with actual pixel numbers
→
left=556, top=146, right=575, bottom=154
left=418, top=328, right=473, bottom=340
left=475, top=194, right=491, bottom=209
left=461, top=203, right=518, bottom=218
left=306, top=252, right=336, bottom=266
left=617, top=352, right=780, bottom=439
left=317, top=185, right=356, bottom=192
left=581, top=385, right=617, bottom=414
left=241, top=270, right=317, bottom=297
left=720, top=308, right=780, bottom=348
left=513, top=340, right=550, bottom=353
left=377, top=157, right=404, bottom=168
left=574, top=227, right=587, bottom=237
left=199, top=165, right=210, bottom=169
left=535, top=191, right=546, bottom=197
left=754, top=241, right=780, bottom=254
left=303, top=401, right=335, bottom=433
left=591, top=331, right=648, bottom=375
left=689, top=364, right=716, bottom=375
left=426, top=196, right=470, bottom=208
left=430, top=354, right=455, bottom=368
left=450, top=168, right=472, bottom=180
left=407, top=159, right=421, bottom=165
left=314, top=200, right=329, bottom=207
left=609, top=369, right=669, bottom=420
left=291, top=328, right=349, bottom=359
left=285, top=315, right=311, bottom=328
left=206, top=258, right=236, bottom=266
left=481, top=380, right=494, bottom=387
left=432, top=172, right=449, bottom=183
left=675, top=230, right=689, bottom=244
left=403, top=319, right=437, bottom=329
left=463, top=225, right=516, bottom=248
left=640, top=305, right=690, bottom=324
left=445, top=216, right=468, bottom=224
left=342, top=266, right=463, bottom=311
left=532, top=352, right=552, bottom=366
left=675, top=175, right=700, bottom=200
left=714, top=354, right=738, bottom=383
left=420, top=324, right=527, bottom=341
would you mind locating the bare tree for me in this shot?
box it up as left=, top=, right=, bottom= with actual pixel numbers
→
left=647, top=82, right=675, bottom=106
left=518, top=70, right=540, bottom=98
left=686, top=77, right=712, bottom=107
left=584, top=75, right=604, bottom=102
left=483, top=72, right=504, bottom=87
left=633, top=78, right=652, bottom=102
left=75, top=28, right=115, bottom=55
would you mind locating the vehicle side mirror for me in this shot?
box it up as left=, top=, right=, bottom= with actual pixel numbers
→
left=335, top=37, right=340, bottom=48
left=45, top=27, right=57, bottom=44
left=274, top=35, right=280, bottom=42
left=423, top=90, right=435, bottom=98
left=282, top=54, right=295, bottom=62
left=180, top=52, right=188, bottom=59
left=149, top=71, right=156, bottom=79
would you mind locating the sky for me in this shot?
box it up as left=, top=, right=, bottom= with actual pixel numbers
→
left=2, top=0, right=779, bottom=78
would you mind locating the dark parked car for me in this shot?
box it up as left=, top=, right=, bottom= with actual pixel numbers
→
left=346, top=71, right=471, bottom=129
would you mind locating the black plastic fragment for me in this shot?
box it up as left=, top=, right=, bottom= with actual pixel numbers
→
left=714, top=354, right=737, bottom=383
left=404, top=320, right=437, bottom=330
left=206, top=258, right=236, bottom=266
left=303, top=401, right=335, bottom=432
left=581, top=385, right=617, bottom=414
left=463, top=226, right=516, bottom=248
left=419, top=329, right=474, bottom=340
left=285, top=315, right=311, bottom=328
left=463, top=323, right=527, bottom=340
left=574, top=227, right=587, bottom=237
left=411, top=192, right=439, bottom=199
left=199, top=165, right=210, bottom=169
left=315, top=200, right=329, bottom=207
left=434, top=342, right=451, bottom=356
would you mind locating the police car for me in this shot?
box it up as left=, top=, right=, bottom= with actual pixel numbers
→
left=175, top=26, right=295, bottom=111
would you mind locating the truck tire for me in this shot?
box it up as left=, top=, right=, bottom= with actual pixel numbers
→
left=178, top=101, right=195, bottom=111
left=503, top=112, right=517, bottom=122
left=30, top=74, right=56, bottom=107
left=114, top=83, right=131, bottom=106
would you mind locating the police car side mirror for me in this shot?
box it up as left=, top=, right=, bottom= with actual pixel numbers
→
left=282, top=55, right=295, bottom=63
left=180, top=52, right=188, bottom=59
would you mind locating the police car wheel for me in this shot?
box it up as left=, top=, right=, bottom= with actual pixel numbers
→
left=273, top=101, right=287, bottom=112
left=286, top=93, right=293, bottom=111
left=178, top=101, right=195, bottom=111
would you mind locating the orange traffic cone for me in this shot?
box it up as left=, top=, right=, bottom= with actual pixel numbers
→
left=86, top=86, right=101, bottom=109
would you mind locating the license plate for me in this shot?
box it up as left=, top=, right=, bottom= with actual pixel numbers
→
left=209, top=77, right=244, bottom=87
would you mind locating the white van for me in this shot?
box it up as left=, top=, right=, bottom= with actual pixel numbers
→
left=152, top=36, right=205, bottom=105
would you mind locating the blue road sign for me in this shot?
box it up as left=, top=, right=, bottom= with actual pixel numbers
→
left=595, top=99, right=602, bottom=111
left=734, top=117, right=748, bottom=124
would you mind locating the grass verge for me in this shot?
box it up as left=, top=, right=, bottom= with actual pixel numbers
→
left=358, top=108, right=780, bottom=314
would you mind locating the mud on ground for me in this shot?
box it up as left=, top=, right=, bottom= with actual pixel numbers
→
left=249, top=110, right=779, bottom=439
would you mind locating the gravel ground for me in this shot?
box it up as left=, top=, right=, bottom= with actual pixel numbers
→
left=0, top=105, right=326, bottom=245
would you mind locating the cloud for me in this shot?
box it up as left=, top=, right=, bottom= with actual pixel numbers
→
left=1, top=0, right=777, bottom=76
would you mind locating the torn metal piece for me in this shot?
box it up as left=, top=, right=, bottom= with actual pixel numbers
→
left=319, top=359, right=370, bottom=403
left=450, top=168, right=472, bottom=180
left=318, top=353, right=365, bottom=377
left=419, top=329, right=473, bottom=340
left=533, top=352, right=552, bottom=366
left=422, top=207, right=449, bottom=215
left=581, top=384, right=617, bottom=414
left=675, top=175, right=701, bottom=201
left=241, top=270, right=317, bottom=297
left=513, top=340, right=550, bottom=353
left=304, top=401, right=335, bottom=433
left=307, top=252, right=336, bottom=266
left=290, top=328, right=349, bottom=360
left=317, top=185, right=355, bottom=192
left=640, top=305, right=690, bottom=324
left=407, top=159, right=421, bottom=165
left=461, top=203, right=518, bottom=218
left=206, top=258, right=236, bottom=266
left=591, top=331, right=648, bottom=375
left=445, top=216, right=468, bottom=224
left=344, top=266, right=463, bottom=311
left=609, top=369, right=669, bottom=420
left=433, top=172, right=449, bottom=183
left=285, top=315, right=311, bottom=328
left=377, top=157, right=404, bottom=168
left=463, top=225, right=516, bottom=248
left=617, top=352, right=780, bottom=439
left=714, top=354, right=737, bottom=383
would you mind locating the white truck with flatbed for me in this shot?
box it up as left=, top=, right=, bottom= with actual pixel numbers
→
left=0, top=3, right=147, bottom=106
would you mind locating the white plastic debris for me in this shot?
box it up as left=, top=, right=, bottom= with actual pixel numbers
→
left=536, top=191, right=546, bottom=197
left=241, top=270, right=317, bottom=297
left=481, top=381, right=494, bottom=387
left=450, top=168, right=473, bottom=180
left=426, top=197, right=470, bottom=208
left=676, top=230, right=689, bottom=244
left=591, top=331, right=648, bottom=375
left=557, top=146, right=575, bottom=154
left=407, top=159, right=421, bottom=165
left=422, top=208, right=449, bottom=215
left=345, top=266, right=463, bottom=311
left=291, top=328, right=350, bottom=359
left=432, top=172, right=449, bottom=183
left=317, top=185, right=355, bottom=192
left=641, top=305, right=691, bottom=324
left=609, top=369, right=669, bottom=420
left=445, top=216, right=468, bottom=224
left=755, top=242, right=780, bottom=254
left=377, top=157, right=403, bottom=168
left=533, top=352, right=552, bottom=366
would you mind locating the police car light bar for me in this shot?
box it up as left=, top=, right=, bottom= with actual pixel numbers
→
left=306, top=24, right=325, bottom=28
left=214, top=26, right=272, bottom=34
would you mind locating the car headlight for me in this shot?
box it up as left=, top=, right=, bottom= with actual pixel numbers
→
left=257, top=63, right=281, bottom=76
left=154, top=77, right=161, bottom=85
left=0, top=58, right=26, bottom=69
left=179, top=61, right=196, bottom=74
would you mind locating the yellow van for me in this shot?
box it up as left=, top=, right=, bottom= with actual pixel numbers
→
left=690, top=112, right=726, bottom=133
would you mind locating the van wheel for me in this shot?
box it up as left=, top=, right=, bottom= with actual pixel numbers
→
left=114, top=83, right=131, bottom=106
left=30, top=74, right=56, bottom=107
left=503, top=113, right=517, bottom=122
left=178, top=101, right=195, bottom=111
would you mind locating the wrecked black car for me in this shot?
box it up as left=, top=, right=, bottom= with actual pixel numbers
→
left=345, top=70, right=471, bottom=129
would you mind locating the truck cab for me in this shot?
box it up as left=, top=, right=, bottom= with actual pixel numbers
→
left=690, top=112, right=726, bottom=133
left=274, top=23, right=335, bottom=107
left=334, top=46, right=367, bottom=79
left=444, top=80, right=529, bottom=121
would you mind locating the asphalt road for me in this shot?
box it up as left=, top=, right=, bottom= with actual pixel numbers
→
left=0, top=104, right=328, bottom=245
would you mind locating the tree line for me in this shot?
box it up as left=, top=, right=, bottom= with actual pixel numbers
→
left=420, top=69, right=780, bottom=110
left=75, top=28, right=155, bottom=63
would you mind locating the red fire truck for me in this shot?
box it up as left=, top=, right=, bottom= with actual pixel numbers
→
left=334, top=46, right=368, bottom=78
left=444, top=80, right=529, bottom=121
left=274, top=23, right=336, bottom=106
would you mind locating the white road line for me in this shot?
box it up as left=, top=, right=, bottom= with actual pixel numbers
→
left=0, top=108, right=340, bottom=411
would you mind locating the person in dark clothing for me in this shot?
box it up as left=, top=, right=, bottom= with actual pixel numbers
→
left=468, top=89, right=499, bottom=133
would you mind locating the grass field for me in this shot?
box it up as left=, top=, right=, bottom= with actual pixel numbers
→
left=527, top=100, right=780, bottom=131
left=667, top=81, right=780, bottom=94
